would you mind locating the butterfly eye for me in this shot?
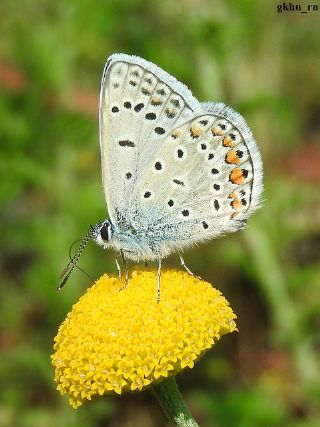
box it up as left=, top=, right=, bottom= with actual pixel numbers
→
left=100, top=223, right=109, bottom=241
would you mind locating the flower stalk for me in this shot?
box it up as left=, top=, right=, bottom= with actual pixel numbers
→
left=152, top=376, right=199, bottom=427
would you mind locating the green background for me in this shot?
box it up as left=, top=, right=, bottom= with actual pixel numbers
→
left=1, top=1, right=320, bottom=426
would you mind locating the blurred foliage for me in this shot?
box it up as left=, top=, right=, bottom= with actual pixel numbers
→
left=0, top=0, right=320, bottom=426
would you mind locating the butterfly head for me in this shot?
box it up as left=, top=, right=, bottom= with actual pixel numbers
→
left=93, top=219, right=113, bottom=249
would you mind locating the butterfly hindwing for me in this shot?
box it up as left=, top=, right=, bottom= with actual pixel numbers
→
left=128, top=104, right=263, bottom=252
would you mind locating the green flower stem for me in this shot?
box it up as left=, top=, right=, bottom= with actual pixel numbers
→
left=152, top=376, right=200, bottom=427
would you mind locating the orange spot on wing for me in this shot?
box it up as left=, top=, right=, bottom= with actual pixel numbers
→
left=222, top=136, right=235, bottom=147
left=228, top=192, right=237, bottom=199
left=211, top=127, right=224, bottom=137
left=226, top=150, right=240, bottom=164
left=171, top=130, right=181, bottom=139
left=190, top=124, right=203, bottom=137
left=230, top=168, right=245, bottom=185
left=231, top=199, right=242, bottom=209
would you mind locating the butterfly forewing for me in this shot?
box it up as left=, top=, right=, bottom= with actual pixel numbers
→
left=99, top=54, right=200, bottom=226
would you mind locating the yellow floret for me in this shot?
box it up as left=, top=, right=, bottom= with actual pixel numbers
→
left=52, top=270, right=237, bottom=408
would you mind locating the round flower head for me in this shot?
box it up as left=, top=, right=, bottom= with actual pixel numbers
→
left=52, top=270, right=237, bottom=408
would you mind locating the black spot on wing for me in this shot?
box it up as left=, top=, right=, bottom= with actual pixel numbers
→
left=145, top=113, right=156, bottom=120
left=154, top=127, right=165, bottom=135
left=173, top=179, right=185, bottom=186
left=134, top=103, right=144, bottom=112
left=156, top=88, right=166, bottom=96
left=170, top=99, right=180, bottom=108
left=155, top=162, right=162, bottom=171
left=118, top=140, right=135, bottom=147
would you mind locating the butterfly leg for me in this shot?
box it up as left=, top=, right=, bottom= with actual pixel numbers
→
left=157, top=257, right=162, bottom=303
left=179, top=253, right=202, bottom=280
left=115, top=255, right=122, bottom=281
left=120, top=249, right=129, bottom=287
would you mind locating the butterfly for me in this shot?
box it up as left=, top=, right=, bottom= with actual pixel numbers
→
left=59, top=53, right=263, bottom=301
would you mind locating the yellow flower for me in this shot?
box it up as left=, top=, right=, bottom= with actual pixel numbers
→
left=52, top=269, right=237, bottom=408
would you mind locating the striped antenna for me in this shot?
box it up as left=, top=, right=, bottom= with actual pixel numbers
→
left=57, top=224, right=100, bottom=291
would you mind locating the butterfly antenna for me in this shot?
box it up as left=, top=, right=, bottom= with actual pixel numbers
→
left=68, top=239, right=81, bottom=260
left=57, top=226, right=98, bottom=291
left=67, top=239, right=94, bottom=281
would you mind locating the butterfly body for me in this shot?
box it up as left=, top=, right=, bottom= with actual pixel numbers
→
left=95, top=218, right=202, bottom=262
left=94, top=220, right=159, bottom=261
